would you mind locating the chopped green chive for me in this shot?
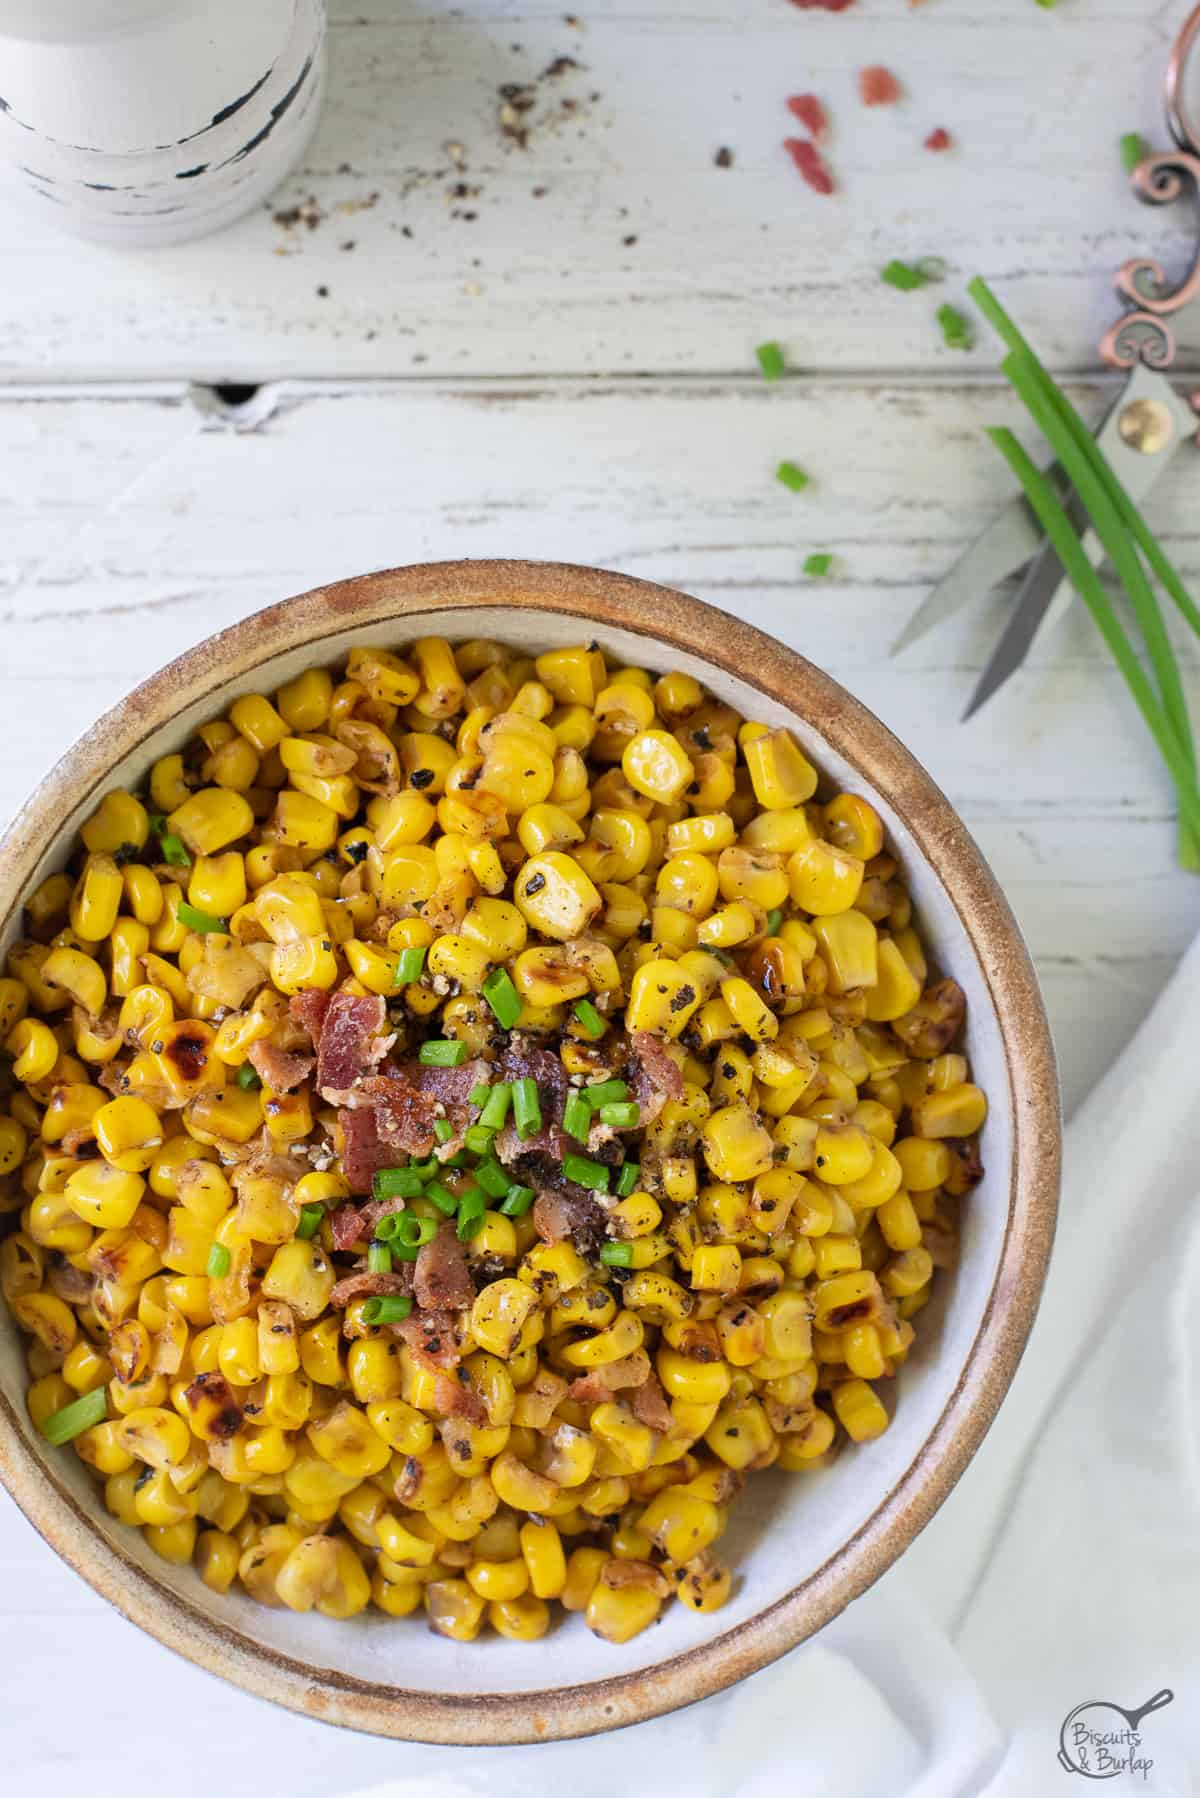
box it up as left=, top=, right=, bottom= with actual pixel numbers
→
left=476, top=1157, right=514, bottom=1198
left=937, top=303, right=974, bottom=351
left=915, top=256, right=948, bottom=283
left=584, top=1079, right=629, bottom=1110
left=599, top=1242, right=634, bottom=1267
left=367, top=1241, right=392, bottom=1274
left=599, top=1101, right=640, bottom=1128
left=469, top=1081, right=492, bottom=1108
left=147, top=812, right=167, bottom=835
left=755, top=340, right=786, bottom=381
left=177, top=901, right=227, bottom=934
left=409, top=1156, right=440, bottom=1182
left=615, top=1161, right=641, bottom=1197
left=500, top=1182, right=535, bottom=1217
left=424, top=1181, right=460, bottom=1217
left=373, top=1166, right=425, bottom=1200
left=39, top=1386, right=108, bottom=1446
left=382, top=1212, right=437, bottom=1250
left=1120, top=131, right=1149, bottom=175
left=803, top=554, right=833, bottom=578
left=563, top=1153, right=611, bottom=1193
left=456, top=1187, right=487, bottom=1241
left=465, top=1124, right=495, bottom=1155
left=479, top=1081, right=513, bottom=1131
left=433, top=1119, right=455, bottom=1145
left=361, top=1294, right=413, bottom=1325
left=776, top=460, right=810, bottom=494
left=393, top=946, right=427, bottom=987
left=562, top=1092, right=593, bottom=1142
left=572, top=998, right=605, bottom=1038
left=481, top=967, right=522, bottom=1029
left=235, top=1062, right=261, bottom=1091
left=296, top=1203, right=324, bottom=1240
left=419, top=1039, right=468, bottom=1067
left=766, top=907, right=783, bottom=933
left=160, top=833, right=191, bottom=868
left=206, top=1243, right=231, bottom=1280
left=881, top=258, right=927, bottom=292
left=512, top=1076, right=542, bottom=1141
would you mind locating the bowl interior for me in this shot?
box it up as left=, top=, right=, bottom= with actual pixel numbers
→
left=0, top=593, right=1023, bottom=1723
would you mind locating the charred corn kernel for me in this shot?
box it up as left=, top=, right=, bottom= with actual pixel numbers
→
left=910, top=1082, right=987, bottom=1139
left=623, top=958, right=700, bottom=1038
left=881, top=1245, right=934, bottom=1299
left=787, top=840, right=864, bottom=916
left=424, top=1577, right=485, bottom=1641
left=813, top=912, right=878, bottom=994
left=64, top=1163, right=145, bottom=1230
left=514, top=851, right=601, bottom=941
left=585, top=1567, right=663, bottom=1642
left=691, top=1245, right=742, bottom=1294
left=715, top=1299, right=768, bottom=1366
left=622, top=730, right=693, bottom=804
left=812, top=1270, right=881, bottom=1333
left=743, top=727, right=818, bottom=810
left=262, top=1240, right=334, bottom=1321
left=832, top=1378, right=890, bottom=1442
left=701, top=1103, right=775, bottom=1183
left=720, top=975, right=778, bottom=1042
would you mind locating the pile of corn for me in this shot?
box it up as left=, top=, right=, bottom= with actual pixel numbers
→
left=0, top=637, right=985, bottom=1642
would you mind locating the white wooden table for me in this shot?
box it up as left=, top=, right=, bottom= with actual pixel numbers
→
left=2, top=2, right=1197, bottom=1789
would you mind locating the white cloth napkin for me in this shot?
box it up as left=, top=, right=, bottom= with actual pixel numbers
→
left=342, top=933, right=1200, bottom=1798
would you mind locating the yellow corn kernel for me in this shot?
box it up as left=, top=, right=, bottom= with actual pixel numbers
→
left=258, top=1239, right=334, bottom=1321
left=864, top=938, right=923, bottom=1022
left=655, top=853, right=719, bottom=918
left=271, top=790, right=339, bottom=853
left=64, top=1162, right=145, bottom=1230
left=465, top=1556, right=529, bottom=1601
left=717, top=846, right=788, bottom=911
left=666, top=813, right=735, bottom=857
left=188, top=853, right=247, bottom=920
left=758, top=1291, right=813, bottom=1363
left=639, top=1489, right=721, bottom=1562
left=621, top=729, right=693, bottom=804
left=715, top=1298, right=768, bottom=1366
left=705, top=1395, right=775, bottom=1470
left=514, top=851, right=602, bottom=941
left=831, top=1377, right=890, bottom=1442
left=167, top=788, right=254, bottom=856
left=696, top=902, right=759, bottom=950
left=230, top=692, right=289, bottom=753
left=812, top=1270, right=882, bottom=1333
left=488, top=1593, right=551, bottom=1642
left=518, top=1518, right=566, bottom=1599
left=470, top=1278, right=538, bottom=1359
left=838, top=1140, right=904, bottom=1210
left=656, top=1346, right=731, bottom=1407
left=910, top=1082, right=988, bottom=1139
left=116, top=1404, right=191, bottom=1469
left=813, top=1233, right=863, bottom=1279
left=743, top=727, right=817, bottom=810
left=787, top=840, right=864, bottom=917
left=81, top=789, right=149, bottom=857
left=720, top=975, right=778, bottom=1042
left=298, top=1316, right=343, bottom=1388
left=701, top=1103, right=775, bottom=1184
left=423, top=1577, right=486, bottom=1641
left=534, top=644, right=606, bottom=706
left=690, top=1245, right=742, bottom=1294
left=813, top=911, right=878, bottom=995
left=813, top=1122, right=875, bottom=1187
left=558, top=1309, right=644, bottom=1368
left=67, top=853, right=124, bottom=944
left=881, top=1244, right=934, bottom=1299
left=623, top=958, right=703, bottom=1038
left=41, top=946, right=107, bottom=1018
left=6, top=1016, right=57, bottom=1083
left=93, top=1096, right=163, bottom=1174
left=194, top=1528, right=240, bottom=1594
left=308, top=1399, right=392, bottom=1481
left=877, top=1190, right=923, bottom=1253
left=560, top=1545, right=608, bottom=1612
left=585, top=1565, right=664, bottom=1642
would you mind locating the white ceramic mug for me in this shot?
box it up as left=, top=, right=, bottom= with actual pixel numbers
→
left=0, top=0, right=326, bottom=245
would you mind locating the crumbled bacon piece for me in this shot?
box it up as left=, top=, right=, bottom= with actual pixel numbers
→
left=568, top=1351, right=652, bottom=1405
left=246, top=1038, right=314, bottom=1094
left=338, top=1106, right=396, bottom=1195
left=925, top=127, right=952, bottom=152
left=859, top=65, right=902, bottom=107
left=313, top=992, right=388, bottom=1098
left=329, top=1268, right=413, bottom=1309
left=414, top=1223, right=475, bottom=1312
left=628, top=1031, right=684, bottom=1126
left=786, top=94, right=828, bottom=143
left=783, top=138, right=835, bottom=196
left=356, top=1072, right=441, bottom=1157
left=629, top=1373, right=673, bottom=1434
left=329, top=1197, right=400, bottom=1251
left=787, top=0, right=855, bottom=9
left=434, top=1369, right=488, bottom=1424
left=289, top=988, right=331, bottom=1045
left=393, top=1308, right=462, bottom=1367
left=531, top=1187, right=608, bottom=1257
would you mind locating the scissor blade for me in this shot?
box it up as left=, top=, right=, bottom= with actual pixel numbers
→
left=961, top=492, right=1089, bottom=720
left=891, top=466, right=1071, bottom=658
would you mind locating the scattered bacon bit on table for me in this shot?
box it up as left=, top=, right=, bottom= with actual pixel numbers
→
left=783, top=137, right=836, bottom=196
left=859, top=66, right=902, bottom=107
left=925, top=127, right=952, bottom=152
left=786, top=94, right=828, bottom=142
left=787, top=0, right=855, bottom=9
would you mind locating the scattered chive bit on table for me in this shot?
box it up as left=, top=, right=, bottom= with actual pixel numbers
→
left=776, top=459, right=811, bottom=493
left=755, top=340, right=786, bottom=380
left=804, top=552, right=834, bottom=577
left=882, top=257, right=946, bottom=292
left=1120, top=131, right=1149, bottom=173
left=970, top=274, right=1200, bottom=870
left=937, top=303, right=974, bottom=350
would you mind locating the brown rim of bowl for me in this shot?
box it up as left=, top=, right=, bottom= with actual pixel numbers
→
left=0, top=560, right=1060, bottom=1745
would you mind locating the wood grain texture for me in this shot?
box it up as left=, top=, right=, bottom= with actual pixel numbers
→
left=0, top=0, right=1193, bottom=380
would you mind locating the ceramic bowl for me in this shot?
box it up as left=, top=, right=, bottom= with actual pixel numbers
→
left=0, top=560, right=1059, bottom=1744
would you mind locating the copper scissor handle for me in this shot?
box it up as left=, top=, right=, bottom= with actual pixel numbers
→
left=1101, top=4, right=1200, bottom=369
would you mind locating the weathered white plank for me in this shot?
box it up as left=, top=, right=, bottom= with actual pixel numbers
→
left=0, top=0, right=1190, bottom=380
left=0, top=375, right=1195, bottom=1109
